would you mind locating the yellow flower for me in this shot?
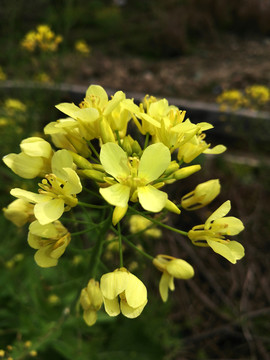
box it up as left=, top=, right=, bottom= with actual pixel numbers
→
left=10, top=150, right=82, bottom=224
left=4, top=99, right=26, bottom=112
left=80, top=279, right=103, bottom=326
left=188, top=200, right=245, bottom=263
left=216, top=90, right=246, bottom=111
left=99, top=142, right=175, bottom=224
left=28, top=220, right=70, bottom=267
left=245, top=85, right=270, bottom=109
left=44, top=119, right=91, bottom=158
left=153, top=255, right=194, bottom=302
left=177, top=124, right=226, bottom=163
left=55, top=85, right=135, bottom=141
left=3, top=137, right=53, bottom=179
left=75, top=40, right=91, bottom=55
left=100, top=268, right=147, bottom=318
left=21, top=25, right=62, bottom=52
left=3, top=199, right=34, bottom=227
left=181, top=179, right=220, bottom=210
left=133, top=97, right=200, bottom=152
left=129, top=214, right=161, bottom=238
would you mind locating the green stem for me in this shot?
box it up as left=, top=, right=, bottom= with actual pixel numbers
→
left=115, top=130, right=122, bottom=147
left=123, top=236, right=154, bottom=261
left=78, top=201, right=108, bottom=209
left=110, top=226, right=154, bottom=261
left=128, top=206, right=188, bottom=237
left=83, top=186, right=103, bottom=199
left=87, top=209, right=112, bottom=278
left=143, top=132, right=150, bottom=149
left=117, top=222, right=123, bottom=267
left=87, top=140, right=100, bottom=160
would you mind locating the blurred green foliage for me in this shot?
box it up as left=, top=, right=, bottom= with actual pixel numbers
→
left=1, top=0, right=270, bottom=62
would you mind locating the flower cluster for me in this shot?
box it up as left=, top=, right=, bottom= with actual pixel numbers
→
left=217, top=85, right=270, bottom=111
left=3, top=84, right=245, bottom=325
left=21, top=25, right=63, bottom=53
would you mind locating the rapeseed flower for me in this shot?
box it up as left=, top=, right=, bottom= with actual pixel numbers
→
left=188, top=200, right=245, bottom=263
left=3, top=137, right=53, bottom=179
left=100, top=267, right=147, bottom=318
left=28, top=220, right=70, bottom=267
left=153, top=255, right=194, bottom=302
left=99, top=142, right=177, bottom=224
left=80, top=279, right=103, bottom=326
left=10, top=150, right=82, bottom=224
left=3, top=199, right=34, bottom=227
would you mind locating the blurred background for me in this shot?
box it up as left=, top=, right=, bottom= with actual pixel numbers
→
left=0, top=1, right=270, bottom=359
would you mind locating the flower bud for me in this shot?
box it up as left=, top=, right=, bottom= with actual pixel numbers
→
left=163, top=161, right=179, bottom=176
left=80, top=279, right=103, bottom=326
left=173, top=165, right=201, bottom=180
left=100, top=118, right=115, bottom=143
left=122, top=136, right=133, bottom=155
left=181, top=179, right=221, bottom=210
left=81, top=169, right=105, bottom=182
left=164, top=199, right=181, bottom=214
left=69, top=151, right=93, bottom=169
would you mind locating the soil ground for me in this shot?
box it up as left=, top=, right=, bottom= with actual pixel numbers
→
left=65, top=34, right=270, bottom=104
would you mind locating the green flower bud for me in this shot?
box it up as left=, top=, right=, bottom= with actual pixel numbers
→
left=173, top=165, right=201, bottom=180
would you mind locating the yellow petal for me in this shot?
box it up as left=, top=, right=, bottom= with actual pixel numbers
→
left=103, top=297, right=120, bottom=317
left=75, top=107, right=99, bottom=122
left=34, top=198, right=65, bottom=225
left=55, top=102, right=80, bottom=118
left=29, top=220, right=58, bottom=238
left=138, top=143, right=170, bottom=183
left=205, top=200, right=231, bottom=227
left=60, top=168, right=82, bottom=194
left=120, top=299, right=147, bottom=318
left=124, top=273, right=147, bottom=308
left=27, top=233, right=41, bottom=250
left=10, top=188, right=50, bottom=204
left=3, top=153, right=44, bottom=179
left=34, top=248, right=58, bottom=268
left=83, top=309, right=97, bottom=326
left=204, top=144, right=227, bottom=154
left=159, top=272, right=171, bottom=302
left=137, top=185, right=167, bottom=212
left=100, top=142, right=130, bottom=179
left=34, top=247, right=58, bottom=267
left=85, top=84, right=108, bottom=109
left=112, top=205, right=128, bottom=225
left=166, top=259, right=194, bottom=279
left=100, top=183, right=130, bottom=207
left=20, top=137, right=52, bottom=158
left=207, top=239, right=244, bottom=264
left=100, top=270, right=128, bottom=300
left=225, top=241, right=245, bottom=261
left=104, top=91, right=125, bottom=116
left=51, top=149, right=73, bottom=174
left=212, top=216, right=245, bottom=235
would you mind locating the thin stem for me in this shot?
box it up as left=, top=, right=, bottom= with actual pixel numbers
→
left=143, top=132, right=150, bottom=149
left=117, top=222, right=123, bottom=267
left=87, top=209, right=112, bottom=278
left=115, top=130, right=122, bottom=147
left=78, top=201, right=109, bottom=209
left=87, top=140, right=100, bottom=160
left=128, top=206, right=188, bottom=237
left=83, top=186, right=103, bottom=199
left=110, top=226, right=154, bottom=261
left=123, top=236, right=154, bottom=261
